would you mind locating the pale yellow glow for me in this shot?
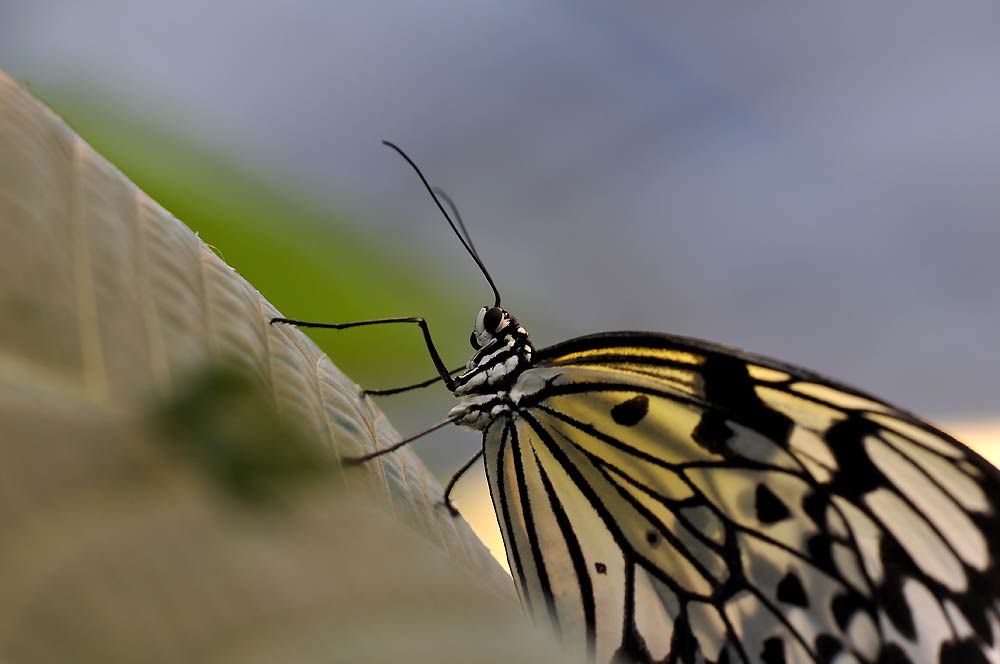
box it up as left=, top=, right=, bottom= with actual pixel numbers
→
left=943, top=418, right=1000, bottom=470
left=457, top=418, right=1000, bottom=576
left=451, top=479, right=510, bottom=575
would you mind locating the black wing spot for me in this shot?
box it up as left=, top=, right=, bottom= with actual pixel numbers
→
left=702, top=354, right=792, bottom=444
left=776, top=571, right=809, bottom=608
left=595, top=562, right=607, bottom=575
left=806, top=534, right=835, bottom=571
left=939, top=639, right=990, bottom=664
left=692, top=413, right=733, bottom=455
left=814, top=634, right=841, bottom=661
left=824, top=417, right=884, bottom=496
left=801, top=490, right=828, bottom=528
left=831, top=593, right=867, bottom=632
left=877, top=643, right=914, bottom=664
left=610, top=394, right=649, bottom=426
left=876, top=536, right=916, bottom=639
left=645, top=530, right=660, bottom=547
left=761, top=636, right=786, bottom=664
left=755, top=484, right=792, bottom=524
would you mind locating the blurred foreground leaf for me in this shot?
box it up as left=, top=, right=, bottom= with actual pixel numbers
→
left=155, top=364, right=329, bottom=504
left=0, top=70, right=568, bottom=663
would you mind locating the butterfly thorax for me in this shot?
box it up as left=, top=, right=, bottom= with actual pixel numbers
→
left=449, top=306, right=534, bottom=430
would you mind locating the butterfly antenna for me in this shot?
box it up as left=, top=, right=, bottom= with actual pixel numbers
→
left=382, top=140, right=502, bottom=308
left=432, top=186, right=480, bottom=259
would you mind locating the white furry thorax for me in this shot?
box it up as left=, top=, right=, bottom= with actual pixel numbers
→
left=448, top=306, right=536, bottom=430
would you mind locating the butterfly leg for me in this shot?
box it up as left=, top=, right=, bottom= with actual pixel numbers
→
left=270, top=315, right=457, bottom=390
left=271, top=315, right=475, bottom=484
left=344, top=415, right=459, bottom=463
left=442, top=449, right=484, bottom=517
left=362, top=365, right=465, bottom=397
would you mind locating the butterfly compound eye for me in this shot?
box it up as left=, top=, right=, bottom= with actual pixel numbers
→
left=483, top=307, right=504, bottom=334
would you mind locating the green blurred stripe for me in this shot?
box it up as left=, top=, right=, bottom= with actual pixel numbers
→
left=39, top=85, right=470, bottom=384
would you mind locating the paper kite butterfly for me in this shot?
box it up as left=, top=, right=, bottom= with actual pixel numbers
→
left=272, top=142, right=1000, bottom=664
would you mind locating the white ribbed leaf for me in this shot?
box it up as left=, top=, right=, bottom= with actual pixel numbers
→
left=0, top=69, right=567, bottom=663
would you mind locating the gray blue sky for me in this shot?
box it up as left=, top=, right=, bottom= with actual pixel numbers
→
left=3, top=1, right=998, bottom=425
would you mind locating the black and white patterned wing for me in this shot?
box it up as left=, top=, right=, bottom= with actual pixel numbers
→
left=483, top=332, right=1000, bottom=664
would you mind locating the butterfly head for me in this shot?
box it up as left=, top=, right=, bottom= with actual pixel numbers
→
left=451, top=306, right=534, bottom=404
left=470, top=305, right=513, bottom=350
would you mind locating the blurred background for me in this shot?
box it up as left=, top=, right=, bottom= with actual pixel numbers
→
left=3, top=2, right=998, bottom=569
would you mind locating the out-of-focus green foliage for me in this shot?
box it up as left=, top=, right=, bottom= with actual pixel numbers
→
left=37, top=85, right=470, bottom=387
left=156, top=363, right=330, bottom=504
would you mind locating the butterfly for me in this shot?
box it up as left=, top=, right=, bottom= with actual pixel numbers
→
left=273, top=143, right=1000, bottom=664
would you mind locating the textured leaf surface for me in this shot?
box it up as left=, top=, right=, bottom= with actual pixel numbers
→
left=0, top=69, right=567, bottom=662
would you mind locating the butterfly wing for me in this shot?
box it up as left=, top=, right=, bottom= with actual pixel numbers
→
left=484, top=332, right=1000, bottom=664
